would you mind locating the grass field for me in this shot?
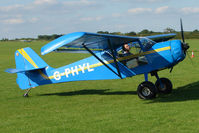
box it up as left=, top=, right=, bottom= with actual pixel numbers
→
left=0, top=39, right=199, bottom=133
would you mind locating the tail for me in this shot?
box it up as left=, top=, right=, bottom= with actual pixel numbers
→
left=6, top=47, right=50, bottom=90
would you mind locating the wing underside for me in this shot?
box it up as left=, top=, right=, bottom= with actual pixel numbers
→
left=41, top=32, right=139, bottom=55
left=41, top=32, right=176, bottom=55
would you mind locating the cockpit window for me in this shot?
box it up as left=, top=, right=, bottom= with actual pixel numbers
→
left=139, top=37, right=156, bottom=49
left=116, top=41, right=148, bottom=69
left=117, top=41, right=142, bottom=55
left=128, top=41, right=142, bottom=54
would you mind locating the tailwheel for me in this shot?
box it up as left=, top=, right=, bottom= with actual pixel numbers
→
left=155, top=78, right=172, bottom=94
left=137, top=81, right=157, bottom=99
left=23, top=88, right=31, bottom=97
left=23, top=93, right=29, bottom=97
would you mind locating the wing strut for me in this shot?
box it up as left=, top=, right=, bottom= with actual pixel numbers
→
left=82, top=43, right=122, bottom=78
left=107, top=39, right=122, bottom=79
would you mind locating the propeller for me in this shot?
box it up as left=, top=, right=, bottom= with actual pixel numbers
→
left=180, top=18, right=190, bottom=53
left=180, top=18, right=193, bottom=65
left=180, top=18, right=185, bottom=43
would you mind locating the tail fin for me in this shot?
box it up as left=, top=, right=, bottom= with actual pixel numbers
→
left=6, top=47, right=50, bottom=90
left=15, top=47, right=48, bottom=71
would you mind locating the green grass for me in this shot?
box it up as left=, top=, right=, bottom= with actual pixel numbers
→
left=0, top=39, right=199, bottom=133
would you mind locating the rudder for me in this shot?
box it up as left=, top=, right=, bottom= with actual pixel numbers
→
left=15, top=47, right=49, bottom=89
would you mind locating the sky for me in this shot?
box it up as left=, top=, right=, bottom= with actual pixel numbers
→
left=1, top=0, right=199, bottom=39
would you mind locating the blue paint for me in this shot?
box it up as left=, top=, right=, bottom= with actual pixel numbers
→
left=5, top=32, right=187, bottom=90
left=41, top=32, right=139, bottom=55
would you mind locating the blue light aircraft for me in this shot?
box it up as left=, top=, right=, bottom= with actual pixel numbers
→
left=6, top=20, right=189, bottom=99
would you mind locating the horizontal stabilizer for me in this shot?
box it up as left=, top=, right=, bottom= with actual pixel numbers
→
left=5, top=68, right=23, bottom=73
left=5, top=67, right=46, bottom=74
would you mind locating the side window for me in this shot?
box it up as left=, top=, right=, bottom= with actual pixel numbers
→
left=140, top=37, right=156, bottom=50
left=117, top=42, right=148, bottom=69
left=117, top=41, right=142, bottom=55
left=129, top=42, right=142, bottom=54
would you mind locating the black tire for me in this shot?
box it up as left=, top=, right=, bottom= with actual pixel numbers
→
left=155, top=78, right=172, bottom=94
left=23, top=93, right=29, bottom=97
left=137, top=81, right=157, bottom=99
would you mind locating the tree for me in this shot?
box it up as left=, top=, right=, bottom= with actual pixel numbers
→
left=193, top=29, right=199, bottom=33
left=110, top=32, right=122, bottom=35
left=164, top=28, right=176, bottom=33
left=1, top=38, right=9, bottom=41
left=37, top=34, right=62, bottom=40
left=125, top=31, right=136, bottom=36
left=139, top=29, right=153, bottom=34
left=97, top=31, right=109, bottom=34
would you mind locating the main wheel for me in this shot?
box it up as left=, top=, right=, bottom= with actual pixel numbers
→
left=155, top=78, right=172, bottom=94
left=137, top=81, right=157, bottom=99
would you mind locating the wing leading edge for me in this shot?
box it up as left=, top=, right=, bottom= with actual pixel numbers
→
left=146, top=33, right=176, bottom=42
left=41, top=32, right=176, bottom=55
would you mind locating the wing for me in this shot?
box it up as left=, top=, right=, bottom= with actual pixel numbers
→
left=146, top=33, right=176, bottom=42
left=41, top=32, right=139, bottom=55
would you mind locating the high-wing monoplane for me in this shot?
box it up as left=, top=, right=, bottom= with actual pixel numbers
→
left=6, top=20, right=189, bottom=99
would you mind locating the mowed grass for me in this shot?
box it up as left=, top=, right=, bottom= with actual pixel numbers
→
left=0, top=39, right=199, bottom=133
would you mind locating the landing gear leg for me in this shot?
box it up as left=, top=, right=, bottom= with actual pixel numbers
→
left=23, top=88, right=31, bottom=97
left=144, top=73, right=148, bottom=81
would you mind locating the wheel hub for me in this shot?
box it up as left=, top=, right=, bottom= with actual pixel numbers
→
left=159, top=84, right=166, bottom=91
left=142, top=87, right=151, bottom=96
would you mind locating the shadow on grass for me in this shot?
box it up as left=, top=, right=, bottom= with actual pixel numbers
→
left=39, top=81, right=199, bottom=102
left=150, top=81, right=199, bottom=103
left=39, top=89, right=137, bottom=96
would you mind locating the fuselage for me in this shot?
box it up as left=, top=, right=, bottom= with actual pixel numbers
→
left=41, top=39, right=186, bottom=84
left=11, top=38, right=186, bottom=90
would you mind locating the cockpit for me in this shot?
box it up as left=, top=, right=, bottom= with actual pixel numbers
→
left=116, top=37, right=156, bottom=69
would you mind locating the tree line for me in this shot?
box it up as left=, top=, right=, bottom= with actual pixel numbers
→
left=97, top=28, right=199, bottom=39
left=1, top=28, right=199, bottom=41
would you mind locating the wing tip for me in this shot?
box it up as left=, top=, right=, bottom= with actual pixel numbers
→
left=5, top=68, right=18, bottom=73
left=40, top=32, right=86, bottom=55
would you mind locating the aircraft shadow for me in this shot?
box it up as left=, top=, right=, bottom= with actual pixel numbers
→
left=39, top=89, right=137, bottom=96
left=39, top=81, right=199, bottom=103
left=150, top=81, right=199, bottom=103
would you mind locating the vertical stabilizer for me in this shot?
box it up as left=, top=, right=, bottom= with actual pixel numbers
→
left=14, top=47, right=49, bottom=89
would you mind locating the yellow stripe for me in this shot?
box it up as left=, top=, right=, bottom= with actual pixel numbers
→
left=48, top=46, right=171, bottom=80
left=18, top=46, right=170, bottom=80
left=38, top=70, right=49, bottom=80
left=117, top=46, right=171, bottom=61
left=18, top=48, right=50, bottom=79
left=18, top=49, right=38, bottom=68
left=21, top=49, right=38, bottom=68
left=18, top=49, right=35, bottom=67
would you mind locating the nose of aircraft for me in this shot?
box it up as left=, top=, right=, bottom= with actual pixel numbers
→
left=170, top=40, right=188, bottom=63
left=181, top=42, right=190, bottom=53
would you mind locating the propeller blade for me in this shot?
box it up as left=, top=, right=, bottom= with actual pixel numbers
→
left=180, top=18, right=185, bottom=43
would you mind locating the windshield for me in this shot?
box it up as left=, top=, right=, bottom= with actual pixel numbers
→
left=139, top=37, right=156, bottom=49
